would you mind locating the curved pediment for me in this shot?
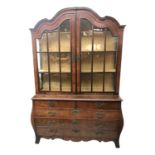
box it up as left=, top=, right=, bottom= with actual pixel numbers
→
left=30, top=7, right=125, bottom=38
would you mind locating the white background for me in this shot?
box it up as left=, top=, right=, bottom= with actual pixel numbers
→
left=0, top=0, right=155, bottom=154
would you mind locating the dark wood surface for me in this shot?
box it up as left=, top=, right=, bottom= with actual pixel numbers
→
left=30, top=7, right=125, bottom=148
left=32, top=94, right=122, bottom=101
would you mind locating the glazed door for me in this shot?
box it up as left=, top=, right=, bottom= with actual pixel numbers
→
left=36, top=18, right=76, bottom=93
left=76, top=17, right=118, bottom=93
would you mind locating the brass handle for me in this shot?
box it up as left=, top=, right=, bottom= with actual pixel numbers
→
left=48, top=101, right=56, bottom=106
left=95, top=131, right=104, bottom=135
left=48, top=120, right=56, bottom=126
left=49, top=129, right=57, bottom=133
left=72, top=129, right=80, bottom=133
left=96, top=102, right=105, bottom=108
left=48, top=111, right=57, bottom=116
left=95, top=123, right=104, bottom=128
left=72, top=109, right=80, bottom=113
left=96, top=111, right=105, bottom=119
left=72, top=120, right=79, bottom=125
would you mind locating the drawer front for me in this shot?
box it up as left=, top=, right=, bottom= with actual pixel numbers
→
left=33, top=107, right=121, bottom=120
left=71, top=109, right=121, bottom=120
left=36, top=123, right=119, bottom=139
left=34, top=100, right=75, bottom=109
left=34, top=108, right=70, bottom=118
left=77, top=101, right=121, bottom=110
left=35, top=118, right=121, bottom=131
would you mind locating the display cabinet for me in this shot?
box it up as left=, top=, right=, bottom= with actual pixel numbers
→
left=30, top=7, right=125, bottom=148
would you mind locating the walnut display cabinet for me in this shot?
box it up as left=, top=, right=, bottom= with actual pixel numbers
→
left=30, top=7, right=125, bottom=148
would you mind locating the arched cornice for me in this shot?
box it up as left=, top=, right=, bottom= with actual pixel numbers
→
left=30, top=7, right=125, bottom=38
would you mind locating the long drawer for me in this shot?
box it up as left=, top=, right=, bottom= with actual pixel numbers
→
left=33, top=107, right=122, bottom=120
left=34, top=118, right=121, bottom=131
left=36, top=126, right=118, bottom=140
left=33, top=100, right=75, bottom=109
left=33, top=100, right=121, bottom=110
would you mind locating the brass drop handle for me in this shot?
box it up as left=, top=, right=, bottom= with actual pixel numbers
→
left=96, top=111, right=105, bottom=118
left=48, top=101, right=56, bottom=106
left=95, top=131, right=104, bottom=135
left=72, top=120, right=79, bottom=125
left=72, top=129, right=80, bottom=133
left=95, top=123, right=104, bottom=128
left=72, top=109, right=80, bottom=113
left=49, top=129, right=57, bottom=133
left=96, top=102, right=105, bottom=108
left=48, top=111, right=57, bottom=116
left=48, top=120, right=56, bottom=126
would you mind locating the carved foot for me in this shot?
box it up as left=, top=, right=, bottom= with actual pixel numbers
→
left=114, top=139, right=120, bottom=148
left=35, top=135, right=40, bottom=144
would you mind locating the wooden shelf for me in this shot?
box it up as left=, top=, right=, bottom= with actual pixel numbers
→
left=39, top=70, right=71, bottom=73
left=81, top=69, right=116, bottom=73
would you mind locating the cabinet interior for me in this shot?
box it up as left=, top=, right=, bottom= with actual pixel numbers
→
left=36, top=19, right=118, bottom=93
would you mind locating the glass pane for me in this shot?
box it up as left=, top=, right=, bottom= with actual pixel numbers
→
left=39, top=73, right=49, bottom=91
left=81, top=19, right=92, bottom=51
left=50, top=73, right=60, bottom=91
left=48, top=31, right=58, bottom=52
left=36, top=39, right=40, bottom=52
left=81, top=34, right=92, bottom=51
left=37, top=19, right=72, bottom=92
left=105, top=53, right=116, bottom=72
left=81, top=73, right=91, bottom=92
left=61, top=53, right=71, bottom=73
left=93, top=73, right=103, bottom=91
left=104, top=73, right=114, bottom=92
left=61, top=74, right=71, bottom=91
left=60, top=20, right=70, bottom=52
left=60, top=32, right=70, bottom=52
left=93, top=53, right=104, bottom=72
left=94, top=29, right=105, bottom=51
left=49, top=53, right=59, bottom=72
left=81, top=52, right=91, bottom=72
left=60, top=20, right=70, bottom=32
left=40, top=33, right=47, bottom=52
left=106, top=31, right=118, bottom=51
left=37, top=53, right=48, bottom=72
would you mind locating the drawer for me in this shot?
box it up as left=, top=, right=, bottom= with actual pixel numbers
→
left=77, top=101, right=121, bottom=110
left=34, top=118, right=121, bottom=131
left=36, top=125, right=118, bottom=140
left=33, top=108, right=70, bottom=118
left=33, top=107, right=121, bottom=120
left=71, top=109, right=121, bottom=120
left=33, top=100, right=75, bottom=109
left=36, top=127, right=64, bottom=137
left=33, top=105, right=122, bottom=120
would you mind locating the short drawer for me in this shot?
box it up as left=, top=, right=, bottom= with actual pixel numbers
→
left=33, top=108, right=71, bottom=118
left=71, top=109, right=122, bottom=120
left=36, top=127, right=63, bottom=137
left=76, top=101, right=121, bottom=110
left=33, top=100, right=75, bottom=109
